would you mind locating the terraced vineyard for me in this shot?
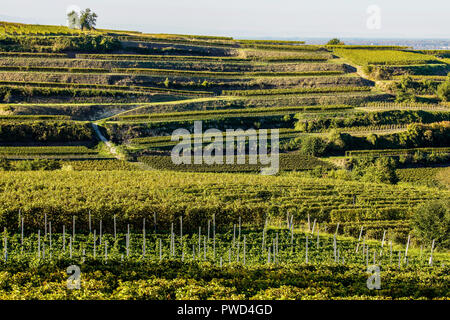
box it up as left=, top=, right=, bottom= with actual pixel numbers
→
left=334, top=49, right=439, bottom=66
left=0, top=21, right=449, bottom=301
left=0, top=145, right=113, bottom=160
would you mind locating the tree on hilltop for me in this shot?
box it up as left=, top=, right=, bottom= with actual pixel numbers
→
left=79, top=8, right=98, bottom=30
left=67, top=8, right=97, bottom=30
left=327, top=38, right=344, bottom=45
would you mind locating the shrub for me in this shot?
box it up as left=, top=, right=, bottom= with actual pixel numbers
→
left=327, top=169, right=353, bottom=181
left=2, top=90, right=11, bottom=103
left=363, top=65, right=391, bottom=80
left=412, top=151, right=426, bottom=164
left=0, top=121, right=94, bottom=142
left=326, top=130, right=348, bottom=152
left=300, top=136, right=327, bottom=156
left=351, top=157, right=399, bottom=184
left=360, top=157, right=399, bottom=184
left=51, top=35, right=121, bottom=53
left=0, top=158, right=11, bottom=171
left=395, top=89, right=416, bottom=103
left=0, top=159, right=62, bottom=171
left=412, top=200, right=450, bottom=249
left=436, top=79, right=450, bottom=102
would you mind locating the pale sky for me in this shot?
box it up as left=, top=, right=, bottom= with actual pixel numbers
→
left=1, top=0, right=449, bottom=39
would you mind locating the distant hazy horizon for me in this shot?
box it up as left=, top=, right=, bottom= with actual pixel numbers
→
left=1, top=0, right=449, bottom=39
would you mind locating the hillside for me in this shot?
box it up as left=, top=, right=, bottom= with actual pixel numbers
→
left=0, top=21, right=449, bottom=300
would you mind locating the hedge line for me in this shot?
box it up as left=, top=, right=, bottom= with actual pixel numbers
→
left=222, top=86, right=371, bottom=96
left=0, top=120, right=94, bottom=142
left=0, top=66, right=108, bottom=73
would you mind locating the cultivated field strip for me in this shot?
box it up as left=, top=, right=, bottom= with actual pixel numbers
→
left=111, top=105, right=354, bottom=122
left=0, top=170, right=447, bottom=230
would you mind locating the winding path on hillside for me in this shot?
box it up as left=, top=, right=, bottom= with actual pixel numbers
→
left=91, top=123, right=122, bottom=160
left=91, top=122, right=156, bottom=170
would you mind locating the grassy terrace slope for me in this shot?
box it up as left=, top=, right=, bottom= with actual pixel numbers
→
left=332, top=47, right=450, bottom=79
left=333, top=49, right=439, bottom=66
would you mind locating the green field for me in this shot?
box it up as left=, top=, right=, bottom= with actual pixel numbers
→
left=334, top=49, right=439, bottom=66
